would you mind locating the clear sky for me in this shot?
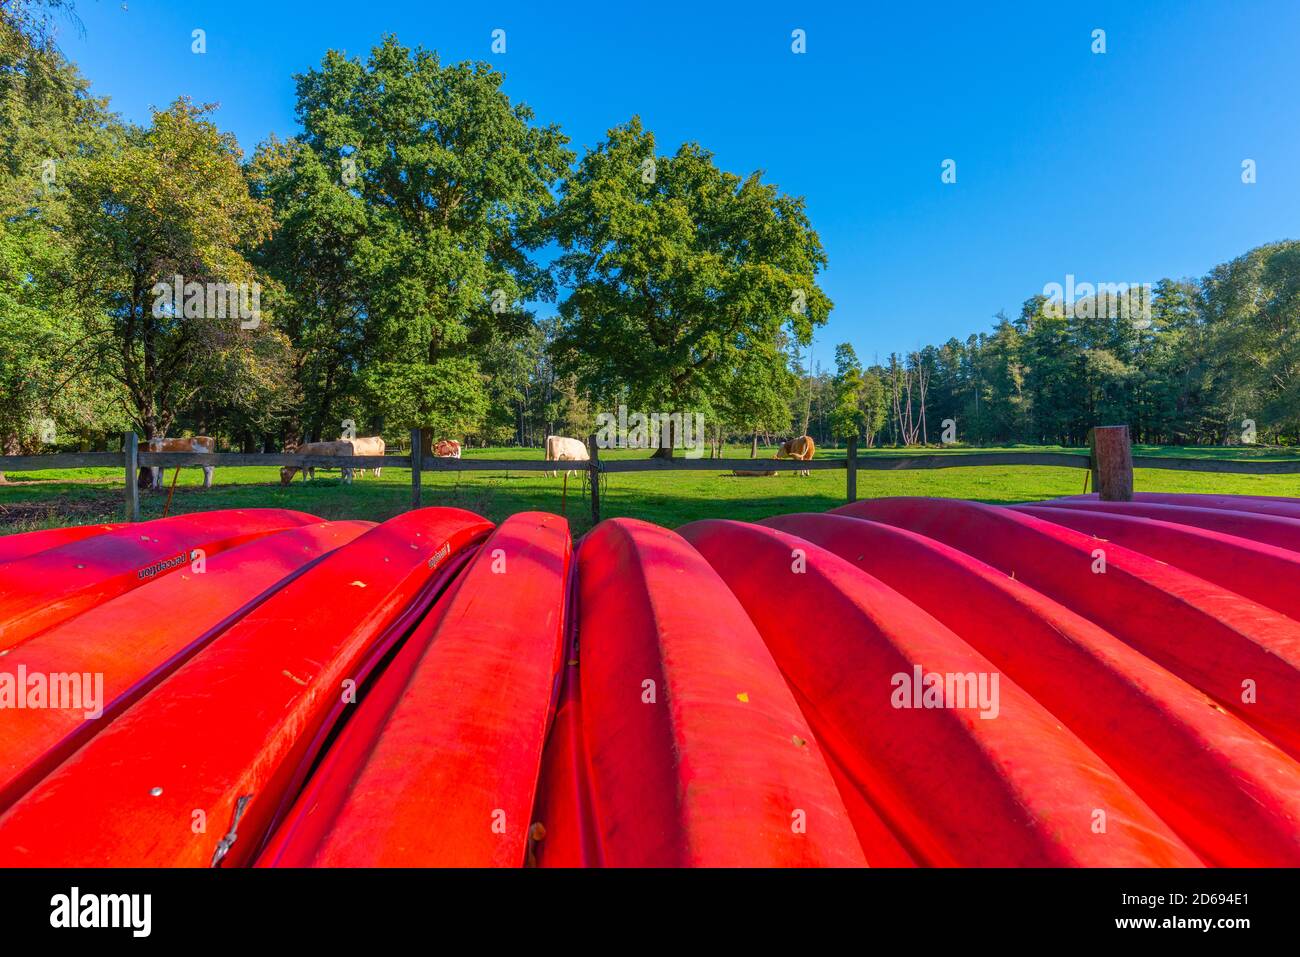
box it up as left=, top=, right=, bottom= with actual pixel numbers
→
left=54, top=0, right=1300, bottom=368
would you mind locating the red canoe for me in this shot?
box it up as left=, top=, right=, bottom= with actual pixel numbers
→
left=1048, top=491, right=1300, bottom=521
left=1013, top=504, right=1300, bottom=621
left=0, top=509, right=321, bottom=651
left=257, top=512, right=571, bottom=867
left=759, top=511, right=1300, bottom=866
left=0, top=523, right=119, bottom=565
left=0, top=520, right=372, bottom=815
left=534, top=518, right=865, bottom=867
left=528, top=563, right=599, bottom=867
left=1026, top=498, right=1300, bottom=553
left=0, top=508, right=491, bottom=867
left=833, top=498, right=1300, bottom=758
left=680, top=518, right=1200, bottom=867
left=3, top=494, right=1295, bottom=869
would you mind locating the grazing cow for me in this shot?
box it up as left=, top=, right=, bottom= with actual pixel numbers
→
left=775, top=435, right=816, bottom=476
left=433, top=439, right=461, bottom=459
left=544, top=435, right=589, bottom=477
left=280, top=440, right=358, bottom=487
left=147, top=436, right=216, bottom=490
left=339, top=435, right=386, bottom=478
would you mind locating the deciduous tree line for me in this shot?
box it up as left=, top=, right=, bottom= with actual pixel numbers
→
left=2, top=15, right=828, bottom=458
left=3, top=7, right=1296, bottom=462
left=823, top=265, right=1299, bottom=450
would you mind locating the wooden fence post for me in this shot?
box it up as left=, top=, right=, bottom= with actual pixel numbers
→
left=123, top=431, right=140, bottom=522
left=588, top=432, right=601, bottom=526
left=1089, top=425, right=1134, bottom=501
left=410, top=428, right=422, bottom=510
left=846, top=436, right=858, bottom=503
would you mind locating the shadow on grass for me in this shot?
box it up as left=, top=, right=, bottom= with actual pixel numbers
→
left=4, top=450, right=1297, bottom=538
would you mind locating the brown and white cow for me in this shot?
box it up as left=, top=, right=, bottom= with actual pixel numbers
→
left=775, top=434, right=816, bottom=476
left=433, top=439, right=461, bottom=459
left=148, top=436, right=216, bottom=490
left=280, top=440, right=358, bottom=486
left=339, top=435, right=386, bottom=478
left=544, top=435, right=589, bottom=477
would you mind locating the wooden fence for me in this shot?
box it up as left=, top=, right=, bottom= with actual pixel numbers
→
left=1, top=426, right=1297, bottom=525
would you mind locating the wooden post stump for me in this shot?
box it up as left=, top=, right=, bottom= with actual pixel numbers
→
left=588, top=433, right=601, bottom=525
left=124, top=432, right=140, bottom=522
left=1089, top=425, right=1134, bottom=502
left=846, top=436, right=858, bottom=503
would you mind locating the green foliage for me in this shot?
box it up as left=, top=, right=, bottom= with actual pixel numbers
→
left=1200, top=243, right=1300, bottom=438
left=873, top=255, right=1300, bottom=449
left=829, top=343, right=887, bottom=445
left=0, top=7, right=119, bottom=452
left=362, top=356, right=489, bottom=440
left=717, top=337, right=797, bottom=440
left=61, top=99, right=276, bottom=438
left=276, top=36, right=572, bottom=442
left=552, top=117, right=829, bottom=434
left=247, top=134, right=371, bottom=441
left=3, top=19, right=1299, bottom=465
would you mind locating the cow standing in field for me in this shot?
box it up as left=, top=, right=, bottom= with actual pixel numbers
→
left=148, top=436, right=216, bottom=490
left=339, top=435, right=385, bottom=479
left=280, top=440, right=358, bottom=486
left=544, top=435, right=589, bottom=477
left=433, top=439, right=461, bottom=459
left=775, top=435, right=816, bottom=476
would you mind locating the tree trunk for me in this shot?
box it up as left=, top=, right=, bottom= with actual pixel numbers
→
left=651, top=417, right=676, bottom=458
left=0, top=432, right=19, bottom=482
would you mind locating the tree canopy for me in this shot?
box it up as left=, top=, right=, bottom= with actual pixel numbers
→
left=2, top=13, right=1299, bottom=461
left=281, top=36, right=572, bottom=446
left=64, top=99, right=278, bottom=439
left=551, top=117, right=830, bottom=452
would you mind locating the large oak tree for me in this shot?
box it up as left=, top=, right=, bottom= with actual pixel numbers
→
left=552, top=117, right=830, bottom=456
left=280, top=36, right=573, bottom=447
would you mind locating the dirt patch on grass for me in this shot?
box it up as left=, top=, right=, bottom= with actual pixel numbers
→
left=0, top=499, right=116, bottom=529
left=0, top=474, right=120, bottom=486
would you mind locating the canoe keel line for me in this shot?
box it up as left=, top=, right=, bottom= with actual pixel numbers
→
left=0, top=494, right=1296, bottom=867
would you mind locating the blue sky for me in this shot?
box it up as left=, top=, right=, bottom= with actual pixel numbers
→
left=56, top=0, right=1300, bottom=369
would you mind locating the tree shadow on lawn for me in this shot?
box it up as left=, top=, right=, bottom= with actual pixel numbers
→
left=601, top=484, right=847, bottom=532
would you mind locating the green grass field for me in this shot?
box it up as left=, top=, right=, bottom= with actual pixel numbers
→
left=2, top=443, right=1297, bottom=538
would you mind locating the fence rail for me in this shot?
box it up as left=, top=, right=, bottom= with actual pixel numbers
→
left=1131, top=455, right=1300, bottom=475
left=0, top=427, right=1295, bottom=524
